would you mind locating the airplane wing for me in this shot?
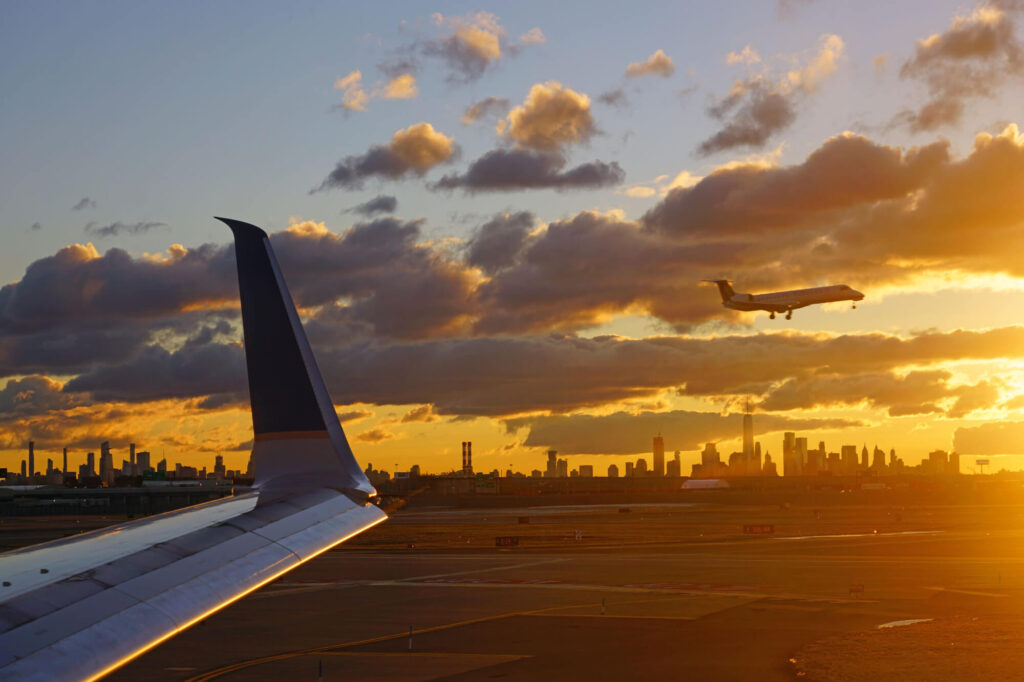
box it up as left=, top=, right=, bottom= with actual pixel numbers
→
left=0, top=218, right=387, bottom=680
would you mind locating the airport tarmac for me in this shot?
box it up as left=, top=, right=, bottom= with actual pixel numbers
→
left=107, top=501, right=1024, bottom=681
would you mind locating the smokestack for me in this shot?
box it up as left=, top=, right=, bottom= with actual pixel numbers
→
left=63, top=446, right=68, bottom=476
left=467, top=442, right=472, bottom=473
left=461, top=442, right=467, bottom=470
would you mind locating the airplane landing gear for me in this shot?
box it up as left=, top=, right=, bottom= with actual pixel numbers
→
left=852, top=303, right=857, bottom=309
left=770, top=312, right=776, bottom=319
left=785, top=310, right=792, bottom=320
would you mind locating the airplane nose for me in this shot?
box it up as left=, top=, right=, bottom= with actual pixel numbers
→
left=853, top=290, right=864, bottom=301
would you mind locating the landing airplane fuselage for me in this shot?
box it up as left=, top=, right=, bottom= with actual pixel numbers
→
left=707, top=280, right=864, bottom=320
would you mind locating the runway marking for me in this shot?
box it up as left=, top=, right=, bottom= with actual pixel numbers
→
left=185, top=593, right=715, bottom=681
left=255, top=558, right=567, bottom=600
left=922, top=586, right=1007, bottom=597
left=772, top=530, right=944, bottom=541
left=877, top=618, right=933, bottom=629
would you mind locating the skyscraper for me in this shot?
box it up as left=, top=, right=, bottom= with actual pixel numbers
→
left=783, top=432, right=796, bottom=476
left=62, top=447, right=68, bottom=476
left=28, top=440, right=35, bottom=477
left=129, top=443, right=137, bottom=476
left=99, top=441, right=114, bottom=484
left=652, top=435, right=665, bottom=476
left=742, top=401, right=754, bottom=472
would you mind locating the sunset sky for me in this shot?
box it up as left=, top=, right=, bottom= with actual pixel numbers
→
left=3, top=0, right=1024, bottom=476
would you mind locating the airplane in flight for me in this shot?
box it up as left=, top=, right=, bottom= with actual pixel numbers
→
left=705, top=279, right=864, bottom=320
left=0, top=218, right=387, bottom=680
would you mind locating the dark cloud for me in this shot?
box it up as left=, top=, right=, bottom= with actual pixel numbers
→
left=431, top=149, right=624, bottom=193
left=597, top=89, right=629, bottom=108
left=63, top=342, right=246, bottom=403
left=506, top=409, right=860, bottom=455
left=699, top=35, right=843, bottom=155
left=462, top=96, right=510, bottom=124
left=474, top=211, right=724, bottom=333
left=337, top=409, right=372, bottom=423
left=757, top=370, right=1001, bottom=418
left=698, top=81, right=796, bottom=156
left=350, top=195, right=398, bottom=216
left=465, top=212, right=534, bottom=273
left=308, top=326, right=1024, bottom=417
left=84, top=221, right=167, bottom=238
left=646, top=133, right=950, bottom=238
left=312, top=123, right=456, bottom=191
left=895, top=4, right=1023, bottom=132
left=271, top=219, right=477, bottom=339
left=0, top=375, right=82, bottom=417
left=72, top=197, right=96, bottom=211
left=377, top=56, right=419, bottom=79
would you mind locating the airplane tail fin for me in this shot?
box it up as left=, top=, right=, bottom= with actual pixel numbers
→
left=219, top=217, right=375, bottom=499
left=704, top=279, right=735, bottom=303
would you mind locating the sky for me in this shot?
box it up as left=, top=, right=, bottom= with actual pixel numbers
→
left=3, top=0, right=1024, bottom=477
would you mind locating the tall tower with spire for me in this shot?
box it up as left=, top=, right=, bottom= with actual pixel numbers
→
left=742, top=400, right=754, bottom=475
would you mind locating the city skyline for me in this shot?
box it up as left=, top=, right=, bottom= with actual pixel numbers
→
left=4, top=1, right=1024, bottom=476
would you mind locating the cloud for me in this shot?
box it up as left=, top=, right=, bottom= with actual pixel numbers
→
left=519, top=27, right=546, bottom=44
left=873, top=53, right=890, bottom=75
left=461, top=96, right=510, bottom=125
left=785, top=34, right=844, bottom=92
left=64, top=342, right=246, bottom=403
left=311, top=326, right=1024, bottom=417
left=425, top=11, right=507, bottom=81
left=757, top=370, right=1001, bottom=418
left=727, top=45, right=761, bottom=65
left=648, top=131, right=950, bottom=238
left=0, top=375, right=83, bottom=416
left=334, top=70, right=369, bottom=112
left=498, top=81, right=596, bottom=151
left=355, top=427, right=393, bottom=443
left=313, top=123, right=456, bottom=191
left=350, top=195, right=398, bottom=216
left=954, top=420, right=1024, bottom=454
left=379, top=73, right=418, bottom=100
left=506, top=409, right=860, bottom=455
left=465, top=211, right=534, bottom=273
left=84, top=221, right=167, bottom=238
left=401, top=404, right=439, bottom=422
left=597, top=89, right=628, bottom=108
left=72, top=197, right=96, bottom=211
left=895, top=4, right=1023, bottom=132
left=625, top=49, right=675, bottom=78
left=337, top=408, right=372, bottom=423
left=699, top=34, right=844, bottom=155
left=431, top=148, right=623, bottom=193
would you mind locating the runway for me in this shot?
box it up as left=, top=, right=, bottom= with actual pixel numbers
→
left=107, top=501, right=1024, bottom=681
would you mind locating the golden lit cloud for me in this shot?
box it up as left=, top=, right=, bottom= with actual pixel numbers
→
left=626, top=49, right=676, bottom=78
left=499, top=81, right=595, bottom=151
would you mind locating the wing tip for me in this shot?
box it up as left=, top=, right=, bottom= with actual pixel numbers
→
left=215, top=216, right=269, bottom=240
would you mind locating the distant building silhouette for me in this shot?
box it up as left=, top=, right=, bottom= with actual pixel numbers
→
left=652, top=435, right=665, bottom=476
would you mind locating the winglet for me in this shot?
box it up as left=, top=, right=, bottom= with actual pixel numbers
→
left=219, top=218, right=375, bottom=499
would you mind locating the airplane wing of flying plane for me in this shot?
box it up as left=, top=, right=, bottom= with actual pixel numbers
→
left=0, top=218, right=387, bottom=681
left=705, top=279, right=864, bottom=320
